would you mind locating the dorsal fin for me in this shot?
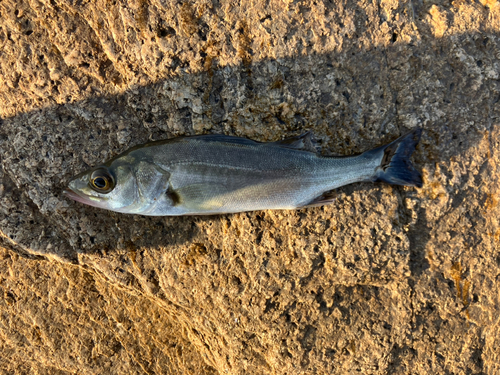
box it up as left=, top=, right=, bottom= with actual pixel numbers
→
left=189, top=134, right=260, bottom=146
left=272, top=132, right=320, bottom=153
left=163, top=132, right=321, bottom=152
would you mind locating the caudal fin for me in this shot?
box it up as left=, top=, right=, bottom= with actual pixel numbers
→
left=372, top=128, right=423, bottom=188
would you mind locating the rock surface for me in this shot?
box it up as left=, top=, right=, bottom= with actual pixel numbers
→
left=1, top=0, right=499, bottom=373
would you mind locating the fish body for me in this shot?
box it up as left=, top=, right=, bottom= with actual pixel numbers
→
left=65, top=129, right=422, bottom=216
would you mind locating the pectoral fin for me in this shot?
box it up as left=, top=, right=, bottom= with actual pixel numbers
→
left=172, top=183, right=225, bottom=211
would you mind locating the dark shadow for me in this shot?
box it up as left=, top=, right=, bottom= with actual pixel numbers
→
left=0, top=25, right=498, bottom=272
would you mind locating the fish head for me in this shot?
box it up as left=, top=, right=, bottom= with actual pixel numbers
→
left=64, top=160, right=139, bottom=213
left=65, top=155, right=171, bottom=215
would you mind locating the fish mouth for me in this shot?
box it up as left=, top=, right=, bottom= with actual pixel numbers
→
left=63, top=187, right=83, bottom=202
left=63, top=188, right=104, bottom=208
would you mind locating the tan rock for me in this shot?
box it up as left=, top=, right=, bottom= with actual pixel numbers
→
left=1, top=0, right=499, bottom=373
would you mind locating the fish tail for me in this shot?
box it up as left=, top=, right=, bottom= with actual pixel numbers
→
left=369, top=128, right=423, bottom=188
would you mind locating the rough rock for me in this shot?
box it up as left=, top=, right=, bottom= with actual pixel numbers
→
left=0, top=0, right=499, bottom=373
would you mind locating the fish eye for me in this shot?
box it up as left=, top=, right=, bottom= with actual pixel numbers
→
left=89, top=168, right=115, bottom=193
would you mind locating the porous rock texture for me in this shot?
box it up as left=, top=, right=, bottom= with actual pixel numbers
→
left=1, top=0, right=499, bottom=373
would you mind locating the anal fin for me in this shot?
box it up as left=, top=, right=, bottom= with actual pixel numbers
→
left=299, top=190, right=337, bottom=208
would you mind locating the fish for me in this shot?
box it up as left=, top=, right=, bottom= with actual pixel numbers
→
left=64, top=128, right=423, bottom=216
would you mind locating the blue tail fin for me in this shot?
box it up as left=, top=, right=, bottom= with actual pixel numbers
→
left=372, top=128, right=423, bottom=188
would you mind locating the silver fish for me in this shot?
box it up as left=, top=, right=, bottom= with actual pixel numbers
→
left=64, top=129, right=422, bottom=216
